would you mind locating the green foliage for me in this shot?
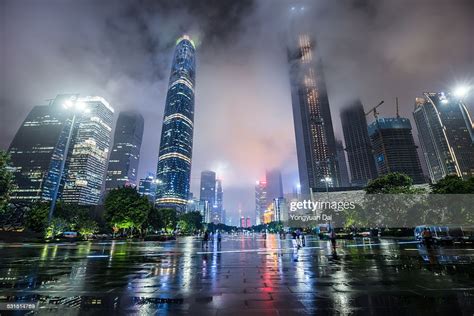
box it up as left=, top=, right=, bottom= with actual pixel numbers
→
left=25, top=202, right=49, bottom=233
left=0, top=151, right=14, bottom=213
left=147, top=208, right=164, bottom=232
left=365, top=172, right=424, bottom=194
left=77, top=219, right=99, bottom=239
left=178, top=211, right=202, bottom=234
left=430, top=175, right=474, bottom=194
left=45, top=217, right=69, bottom=238
left=104, top=187, right=151, bottom=233
left=158, top=208, right=178, bottom=233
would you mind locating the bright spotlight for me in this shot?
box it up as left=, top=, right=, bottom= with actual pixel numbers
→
left=454, top=86, right=470, bottom=98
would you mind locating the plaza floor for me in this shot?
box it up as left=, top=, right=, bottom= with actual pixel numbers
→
left=0, top=235, right=473, bottom=315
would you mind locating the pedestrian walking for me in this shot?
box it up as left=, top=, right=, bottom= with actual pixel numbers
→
left=296, top=229, right=302, bottom=248
left=291, top=231, right=298, bottom=249
left=202, top=230, right=209, bottom=248
left=330, top=229, right=337, bottom=253
left=217, top=230, right=222, bottom=249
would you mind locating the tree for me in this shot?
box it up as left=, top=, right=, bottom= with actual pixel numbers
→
left=158, top=208, right=177, bottom=234
left=0, top=151, right=14, bottom=213
left=178, top=211, right=202, bottom=234
left=147, top=208, right=164, bottom=233
left=77, top=219, right=99, bottom=239
left=364, top=173, right=426, bottom=227
left=365, top=172, right=423, bottom=194
left=430, top=175, right=474, bottom=194
left=25, top=202, right=49, bottom=233
left=429, top=175, right=474, bottom=224
left=104, top=187, right=151, bottom=236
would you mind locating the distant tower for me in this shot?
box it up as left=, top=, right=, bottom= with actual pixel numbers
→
left=368, top=117, right=425, bottom=184
left=255, top=180, right=267, bottom=225
left=200, top=170, right=216, bottom=207
left=62, top=96, right=114, bottom=205
left=288, top=9, right=340, bottom=194
left=214, top=178, right=224, bottom=223
left=413, top=92, right=474, bottom=182
left=155, top=35, right=196, bottom=210
left=106, top=111, right=144, bottom=191
left=340, top=100, right=378, bottom=186
left=265, top=169, right=284, bottom=201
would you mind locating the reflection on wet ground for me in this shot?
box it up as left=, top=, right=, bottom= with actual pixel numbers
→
left=0, top=235, right=473, bottom=315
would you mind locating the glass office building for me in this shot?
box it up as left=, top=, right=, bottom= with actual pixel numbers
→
left=105, top=111, right=144, bottom=191
left=61, top=96, right=114, bottom=205
left=413, top=92, right=474, bottom=182
left=155, top=35, right=196, bottom=210
left=8, top=95, right=76, bottom=204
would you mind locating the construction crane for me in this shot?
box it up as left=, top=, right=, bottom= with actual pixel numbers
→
left=365, top=100, right=385, bottom=119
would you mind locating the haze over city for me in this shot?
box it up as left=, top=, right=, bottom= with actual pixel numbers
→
left=2, top=0, right=473, bottom=219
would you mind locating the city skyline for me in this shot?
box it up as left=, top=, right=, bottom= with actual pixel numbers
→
left=2, top=0, right=474, bottom=217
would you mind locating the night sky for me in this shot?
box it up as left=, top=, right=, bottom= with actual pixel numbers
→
left=1, top=0, right=473, bottom=221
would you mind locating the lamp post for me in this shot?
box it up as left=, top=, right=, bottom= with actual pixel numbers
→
left=320, top=176, right=332, bottom=201
left=453, top=86, right=471, bottom=101
left=47, top=97, right=89, bottom=236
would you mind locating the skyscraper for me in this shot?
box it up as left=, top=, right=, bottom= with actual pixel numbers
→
left=265, top=169, right=284, bottom=201
left=255, top=180, right=267, bottom=225
left=105, top=111, right=144, bottom=191
left=413, top=92, right=474, bottom=182
left=214, top=178, right=224, bottom=223
left=368, top=117, right=425, bottom=184
left=155, top=35, right=196, bottom=210
left=62, top=96, right=114, bottom=205
left=138, top=175, right=157, bottom=203
left=288, top=18, right=340, bottom=194
left=8, top=95, right=76, bottom=204
left=200, top=170, right=216, bottom=209
left=336, top=140, right=351, bottom=187
left=340, top=100, right=378, bottom=186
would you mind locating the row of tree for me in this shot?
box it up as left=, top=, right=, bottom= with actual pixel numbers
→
left=21, top=186, right=204, bottom=239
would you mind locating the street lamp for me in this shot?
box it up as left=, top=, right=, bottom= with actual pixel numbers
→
left=320, top=177, right=332, bottom=201
left=47, top=96, right=88, bottom=236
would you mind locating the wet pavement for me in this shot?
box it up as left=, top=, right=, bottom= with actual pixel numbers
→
left=0, top=235, right=473, bottom=315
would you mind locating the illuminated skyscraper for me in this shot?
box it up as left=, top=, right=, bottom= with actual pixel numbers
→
left=62, top=96, right=114, bottom=205
left=8, top=95, right=75, bottom=204
left=255, top=180, right=267, bottom=225
left=138, top=175, right=157, bottom=203
left=105, top=111, right=144, bottom=191
left=155, top=35, right=196, bottom=210
left=288, top=12, right=340, bottom=195
left=214, top=178, right=224, bottom=223
left=413, top=92, right=474, bottom=182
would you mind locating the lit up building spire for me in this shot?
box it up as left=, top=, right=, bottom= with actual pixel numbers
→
left=155, top=35, right=196, bottom=210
